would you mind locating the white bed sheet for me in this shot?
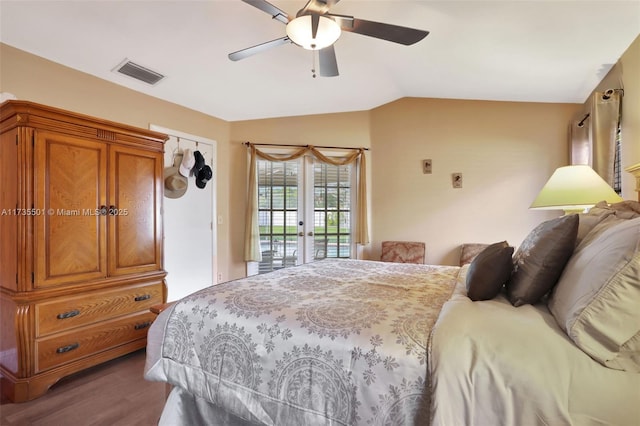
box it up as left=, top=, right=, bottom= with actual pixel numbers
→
left=430, top=266, right=640, bottom=426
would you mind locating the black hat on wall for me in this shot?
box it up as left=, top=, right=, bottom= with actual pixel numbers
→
left=196, top=165, right=213, bottom=189
left=191, top=150, right=205, bottom=177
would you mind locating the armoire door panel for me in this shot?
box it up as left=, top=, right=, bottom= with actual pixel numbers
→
left=108, top=145, right=162, bottom=276
left=34, top=132, right=107, bottom=288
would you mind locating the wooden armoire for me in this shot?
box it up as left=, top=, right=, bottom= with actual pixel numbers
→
left=0, top=101, right=167, bottom=402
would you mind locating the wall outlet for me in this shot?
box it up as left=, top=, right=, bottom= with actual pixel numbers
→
left=452, top=173, right=463, bottom=188
left=422, top=159, right=432, bottom=174
left=217, top=273, right=223, bottom=282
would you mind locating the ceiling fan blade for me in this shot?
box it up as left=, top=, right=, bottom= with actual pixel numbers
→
left=326, top=13, right=354, bottom=29
left=341, top=18, right=429, bottom=45
left=228, top=37, right=291, bottom=61
left=319, top=45, right=339, bottom=77
left=241, top=0, right=291, bottom=24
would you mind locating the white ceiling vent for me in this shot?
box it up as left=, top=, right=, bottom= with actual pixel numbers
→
left=113, top=59, right=164, bottom=85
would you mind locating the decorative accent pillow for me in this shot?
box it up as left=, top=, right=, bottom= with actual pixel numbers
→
left=465, top=241, right=514, bottom=301
left=506, top=215, right=578, bottom=307
left=548, top=217, right=640, bottom=372
left=459, top=243, right=490, bottom=266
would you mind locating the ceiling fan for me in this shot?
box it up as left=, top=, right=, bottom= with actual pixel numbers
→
left=229, top=0, right=429, bottom=77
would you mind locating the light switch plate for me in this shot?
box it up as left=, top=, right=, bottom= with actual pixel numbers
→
left=452, top=173, right=462, bottom=188
left=422, top=159, right=432, bottom=174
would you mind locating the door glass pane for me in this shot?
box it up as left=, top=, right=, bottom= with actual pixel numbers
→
left=313, top=162, right=351, bottom=260
left=257, top=159, right=299, bottom=274
left=258, top=186, right=271, bottom=209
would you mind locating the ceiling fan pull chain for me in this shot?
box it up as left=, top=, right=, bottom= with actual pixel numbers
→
left=312, top=50, right=317, bottom=78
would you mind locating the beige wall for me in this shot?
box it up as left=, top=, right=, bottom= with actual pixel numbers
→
left=369, top=98, right=580, bottom=265
left=229, top=100, right=582, bottom=267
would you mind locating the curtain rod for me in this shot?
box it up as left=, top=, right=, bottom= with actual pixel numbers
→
left=577, top=113, right=590, bottom=128
left=245, top=141, right=369, bottom=151
left=602, top=88, right=624, bottom=100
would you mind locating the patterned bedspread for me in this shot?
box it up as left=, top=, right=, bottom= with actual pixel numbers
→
left=145, top=259, right=460, bottom=425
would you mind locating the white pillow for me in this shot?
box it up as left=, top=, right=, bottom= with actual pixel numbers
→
left=548, top=217, right=640, bottom=372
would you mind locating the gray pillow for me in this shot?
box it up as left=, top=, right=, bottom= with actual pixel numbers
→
left=506, top=215, right=578, bottom=307
left=466, top=241, right=514, bottom=301
left=548, top=217, right=640, bottom=372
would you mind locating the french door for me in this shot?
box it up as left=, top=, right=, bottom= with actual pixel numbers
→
left=257, top=155, right=355, bottom=273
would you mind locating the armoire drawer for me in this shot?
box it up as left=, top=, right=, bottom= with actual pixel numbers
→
left=35, top=311, right=156, bottom=373
left=35, top=282, right=163, bottom=337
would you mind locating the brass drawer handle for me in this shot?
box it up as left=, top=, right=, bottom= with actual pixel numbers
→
left=56, top=343, right=79, bottom=354
left=56, top=309, right=80, bottom=320
left=134, top=294, right=151, bottom=302
left=134, top=321, right=151, bottom=330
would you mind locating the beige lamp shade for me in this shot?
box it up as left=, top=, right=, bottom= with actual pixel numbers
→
left=530, top=165, right=623, bottom=212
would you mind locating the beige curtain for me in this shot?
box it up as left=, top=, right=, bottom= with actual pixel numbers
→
left=244, top=145, right=262, bottom=261
left=591, top=90, right=621, bottom=186
left=569, top=90, right=622, bottom=186
left=569, top=114, right=590, bottom=165
left=244, top=143, right=369, bottom=262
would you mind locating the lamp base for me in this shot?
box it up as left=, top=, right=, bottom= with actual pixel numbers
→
left=563, top=208, right=587, bottom=215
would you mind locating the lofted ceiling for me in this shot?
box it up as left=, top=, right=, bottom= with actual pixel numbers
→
left=1, top=0, right=639, bottom=122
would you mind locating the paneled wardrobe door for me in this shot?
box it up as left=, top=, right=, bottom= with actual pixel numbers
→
left=33, top=131, right=108, bottom=288
left=107, top=144, right=163, bottom=277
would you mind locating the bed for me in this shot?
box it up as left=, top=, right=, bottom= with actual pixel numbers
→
left=145, top=202, right=640, bottom=426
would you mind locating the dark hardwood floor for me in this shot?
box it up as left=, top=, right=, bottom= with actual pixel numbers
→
left=0, top=349, right=166, bottom=426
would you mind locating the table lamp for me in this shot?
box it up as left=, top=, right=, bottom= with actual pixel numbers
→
left=530, top=165, right=623, bottom=214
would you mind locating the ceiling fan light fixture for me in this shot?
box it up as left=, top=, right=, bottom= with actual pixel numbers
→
left=286, top=15, right=341, bottom=50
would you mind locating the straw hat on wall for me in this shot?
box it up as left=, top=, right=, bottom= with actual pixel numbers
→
left=164, top=152, right=188, bottom=199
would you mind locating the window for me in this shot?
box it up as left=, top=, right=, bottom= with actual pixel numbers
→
left=313, top=161, right=352, bottom=259
left=257, top=160, right=299, bottom=274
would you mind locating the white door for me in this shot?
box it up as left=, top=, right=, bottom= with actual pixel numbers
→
left=303, top=156, right=355, bottom=263
left=151, top=125, right=216, bottom=301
